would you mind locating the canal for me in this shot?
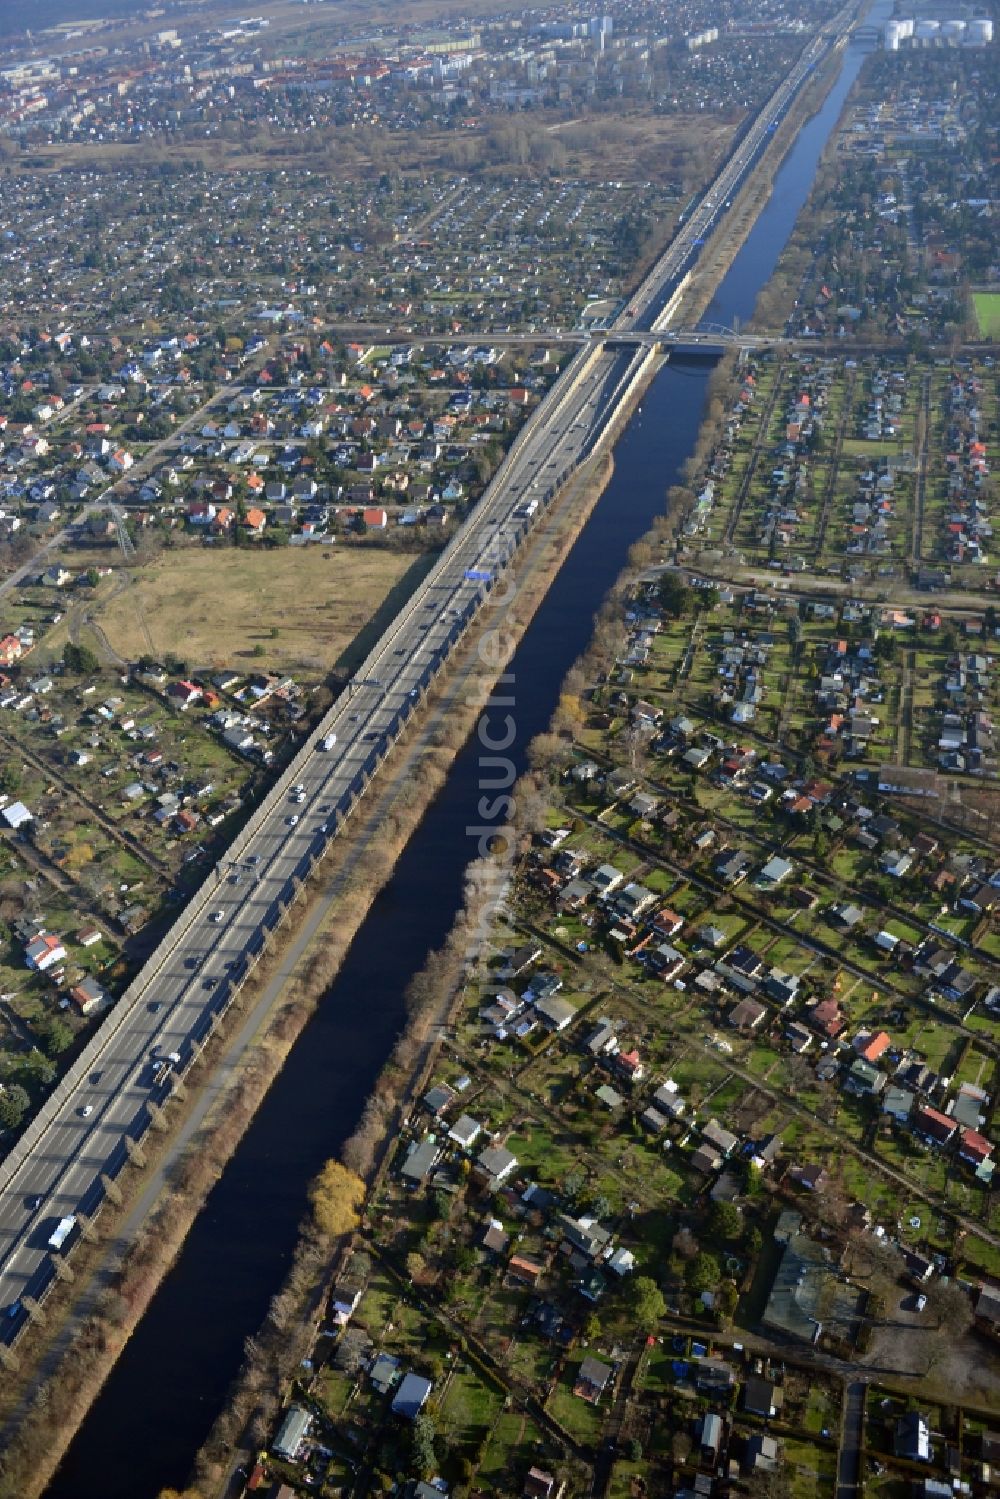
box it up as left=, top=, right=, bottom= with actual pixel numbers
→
left=44, top=15, right=887, bottom=1497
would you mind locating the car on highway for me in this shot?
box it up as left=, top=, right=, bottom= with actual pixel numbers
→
left=79, top=1105, right=93, bottom=1118
left=287, top=814, right=300, bottom=827
left=203, top=976, right=218, bottom=990
left=229, top=871, right=242, bottom=885
left=26, top=1196, right=42, bottom=1213
left=246, top=853, right=261, bottom=865
left=6, top=1301, right=21, bottom=1320
left=318, top=823, right=328, bottom=834
left=210, top=910, right=224, bottom=923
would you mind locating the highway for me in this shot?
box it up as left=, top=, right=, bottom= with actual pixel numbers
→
left=620, top=5, right=855, bottom=333
left=0, top=340, right=642, bottom=1333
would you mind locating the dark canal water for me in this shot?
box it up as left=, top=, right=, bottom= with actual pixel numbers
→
left=44, top=18, right=885, bottom=1497
left=700, top=0, right=893, bottom=332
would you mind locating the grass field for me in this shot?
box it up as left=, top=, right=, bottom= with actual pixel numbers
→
left=91, top=544, right=426, bottom=678
left=972, top=292, right=1000, bottom=338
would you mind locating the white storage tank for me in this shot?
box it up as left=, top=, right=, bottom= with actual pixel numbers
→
left=884, top=20, right=903, bottom=48
left=914, top=19, right=940, bottom=40
left=941, top=20, right=966, bottom=41
left=967, top=17, right=993, bottom=42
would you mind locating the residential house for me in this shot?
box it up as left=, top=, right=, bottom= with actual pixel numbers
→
left=25, top=933, right=66, bottom=971
left=716, top=944, right=766, bottom=992
left=694, top=1357, right=737, bottom=1395
left=273, top=1406, right=311, bottom=1461
left=400, top=1138, right=441, bottom=1187
left=729, top=997, right=768, bottom=1032
left=845, top=1057, right=886, bottom=1097
left=535, top=994, right=577, bottom=1032
left=715, top=850, right=751, bottom=887
left=391, top=1373, right=433, bottom=1420
left=700, top=1412, right=725, bottom=1465
left=574, top=1356, right=613, bottom=1403
left=757, top=855, right=793, bottom=888
left=68, top=976, right=106, bottom=1016
left=448, top=1115, right=482, bottom=1149
left=958, top=1128, right=994, bottom=1176
left=476, top=1144, right=518, bottom=1186
left=895, top=1412, right=931, bottom=1463
left=913, top=1105, right=957, bottom=1148
left=423, top=1083, right=456, bottom=1117
left=703, top=1119, right=739, bottom=1157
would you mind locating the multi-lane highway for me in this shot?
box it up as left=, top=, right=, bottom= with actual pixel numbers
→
left=0, top=340, right=644, bottom=1333
left=621, top=3, right=856, bottom=333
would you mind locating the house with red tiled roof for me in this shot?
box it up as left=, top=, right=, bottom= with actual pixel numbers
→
left=69, top=976, right=106, bottom=1015
left=507, top=1254, right=544, bottom=1287
left=615, top=1049, right=644, bottom=1084
left=856, top=1030, right=892, bottom=1064
left=809, top=997, right=844, bottom=1038
left=244, top=507, right=267, bottom=534
left=651, top=908, right=684, bottom=939
left=914, top=1105, right=956, bottom=1148
left=25, top=932, right=67, bottom=971
left=958, top=1127, right=993, bottom=1170
left=169, top=680, right=202, bottom=710
left=187, top=499, right=215, bottom=526
left=0, top=634, right=22, bottom=667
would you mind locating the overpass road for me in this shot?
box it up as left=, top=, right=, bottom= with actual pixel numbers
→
left=0, top=340, right=643, bottom=1334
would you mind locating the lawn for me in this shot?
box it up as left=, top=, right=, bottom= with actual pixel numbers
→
left=546, top=1354, right=607, bottom=1443
left=84, top=543, right=430, bottom=679
left=972, top=292, right=1000, bottom=338
left=438, top=1365, right=503, bottom=1450
left=784, top=1436, right=837, bottom=1499
left=477, top=1410, right=547, bottom=1487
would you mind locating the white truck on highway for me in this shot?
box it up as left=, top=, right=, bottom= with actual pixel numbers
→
left=320, top=731, right=337, bottom=751
left=47, top=1216, right=76, bottom=1253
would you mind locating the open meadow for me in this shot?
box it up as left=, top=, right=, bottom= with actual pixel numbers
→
left=89, top=545, right=429, bottom=678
